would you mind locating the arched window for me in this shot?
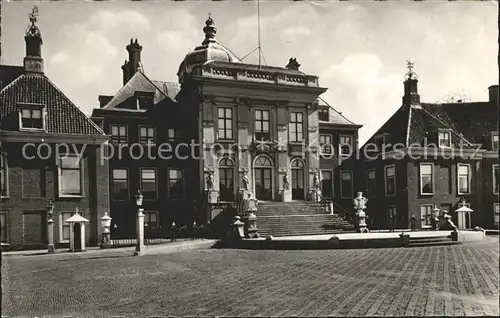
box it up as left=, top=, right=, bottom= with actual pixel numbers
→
left=290, top=159, right=305, bottom=200
left=255, top=156, right=272, bottom=167
left=291, top=159, right=304, bottom=169
left=219, top=157, right=234, bottom=201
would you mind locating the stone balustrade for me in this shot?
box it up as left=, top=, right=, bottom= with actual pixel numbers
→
left=195, top=65, right=320, bottom=87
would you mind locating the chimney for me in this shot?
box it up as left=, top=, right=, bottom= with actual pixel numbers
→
left=24, top=6, right=44, bottom=73
left=122, top=38, right=143, bottom=84
left=98, top=95, right=113, bottom=108
left=488, top=85, right=499, bottom=107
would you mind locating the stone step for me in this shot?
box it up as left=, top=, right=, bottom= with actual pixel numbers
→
left=257, top=214, right=354, bottom=237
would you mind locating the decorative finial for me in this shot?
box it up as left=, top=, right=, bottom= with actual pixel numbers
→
left=286, top=57, right=301, bottom=71
left=26, top=5, right=42, bottom=39
left=404, top=58, right=418, bottom=80
left=202, top=13, right=217, bottom=45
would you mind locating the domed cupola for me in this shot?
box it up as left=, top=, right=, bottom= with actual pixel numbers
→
left=177, top=14, right=240, bottom=84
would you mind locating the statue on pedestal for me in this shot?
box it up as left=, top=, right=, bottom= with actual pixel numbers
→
left=353, top=191, right=369, bottom=233
left=206, top=171, right=214, bottom=191
left=242, top=170, right=250, bottom=191
left=283, top=173, right=290, bottom=190
left=312, top=171, right=320, bottom=190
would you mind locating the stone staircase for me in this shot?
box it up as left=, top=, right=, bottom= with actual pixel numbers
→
left=408, top=234, right=460, bottom=247
left=256, top=201, right=354, bottom=237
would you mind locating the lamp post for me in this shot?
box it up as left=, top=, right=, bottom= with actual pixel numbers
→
left=100, top=212, right=112, bottom=248
left=46, top=200, right=55, bottom=253
left=134, top=189, right=145, bottom=256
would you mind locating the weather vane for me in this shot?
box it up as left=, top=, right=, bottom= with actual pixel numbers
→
left=406, top=58, right=415, bottom=72
left=26, top=5, right=42, bottom=38
left=29, top=5, right=39, bottom=25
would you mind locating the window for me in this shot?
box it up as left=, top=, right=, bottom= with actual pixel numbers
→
left=492, top=132, right=498, bottom=150
left=136, top=94, right=153, bottom=110
left=457, top=164, right=471, bottom=194
left=58, top=155, right=83, bottom=197
left=219, top=158, right=234, bottom=201
left=320, top=170, right=333, bottom=198
left=167, top=128, right=182, bottom=142
left=112, top=169, right=128, bottom=200
left=0, top=154, right=7, bottom=197
left=366, top=169, right=376, bottom=193
left=218, top=107, right=233, bottom=140
left=144, top=211, right=158, bottom=231
left=20, top=108, right=43, bottom=129
left=319, top=134, right=333, bottom=155
left=255, top=110, right=271, bottom=141
left=168, top=169, right=184, bottom=200
left=318, top=108, right=329, bottom=121
left=1, top=213, right=7, bottom=243
left=420, top=204, right=433, bottom=227
left=140, top=168, right=157, bottom=200
left=340, top=171, right=353, bottom=198
left=420, top=163, right=434, bottom=195
left=110, top=125, right=127, bottom=144
left=289, top=112, right=304, bottom=142
left=139, top=126, right=155, bottom=144
left=339, top=135, right=353, bottom=157
left=494, top=165, right=499, bottom=194
left=384, top=165, right=396, bottom=196
left=438, top=131, right=451, bottom=148
left=387, top=206, right=397, bottom=224
left=494, top=203, right=499, bottom=225
left=60, top=212, right=73, bottom=242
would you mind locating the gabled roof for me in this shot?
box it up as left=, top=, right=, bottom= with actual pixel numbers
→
left=0, top=72, right=104, bottom=136
left=317, top=98, right=361, bottom=127
left=363, top=99, right=496, bottom=149
left=102, top=71, right=180, bottom=109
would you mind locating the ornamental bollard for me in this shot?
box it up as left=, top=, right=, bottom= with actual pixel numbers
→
left=232, top=215, right=245, bottom=240
left=353, top=191, right=369, bottom=233
left=245, top=197, right=259, bottom=238
left=100, top=212, right=112, bottom=248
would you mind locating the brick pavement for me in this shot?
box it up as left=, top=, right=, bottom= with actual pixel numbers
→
left=2, top=237, right=499, bottom=317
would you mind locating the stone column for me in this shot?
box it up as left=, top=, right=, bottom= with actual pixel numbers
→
left=307, top=105, right=320, bottom=201
left=47, top=218, right=55, bottom=253
left=134, top=208, right=145, bottom=256
left=276, top=106, right=290, bottom=202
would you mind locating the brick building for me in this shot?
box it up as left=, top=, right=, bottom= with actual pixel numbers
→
left=0, top=10, right=109, bottom=250
left=361, top=61, right=499, bottom=230
left=92, top=16, right=361, bottom=238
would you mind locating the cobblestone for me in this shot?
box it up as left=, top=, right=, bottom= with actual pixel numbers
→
left=2, top=237, right=499, bottom=317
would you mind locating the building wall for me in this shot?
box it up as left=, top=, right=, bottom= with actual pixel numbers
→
left=1, top=143, right=108, bottom=250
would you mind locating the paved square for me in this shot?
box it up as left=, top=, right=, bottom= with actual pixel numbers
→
left=2, top=238, right=499, bottom=317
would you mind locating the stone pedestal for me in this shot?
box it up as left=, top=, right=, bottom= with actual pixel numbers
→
left=101, top=227, right=111, bottom=249
left=399, top=233, right=410, bottom=246
left=243, top=197, right=259, bottom=238
left=281, top=189, right=292, bottom=202
left=231, top=216, right=245, bottom=240
left=356, top=210, right=369, bottom=233
left=47, top=218, right=55, bottom=253
left=134, top=208, right=145, bottom=256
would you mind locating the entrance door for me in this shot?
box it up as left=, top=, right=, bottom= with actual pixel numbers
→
left=321, top=170, right=333, bottom=199
left=74, top=223, right=82, bottom=251
left=291, top=159, right=304, bottom=200
left=254, top=156, right=273, bottom=201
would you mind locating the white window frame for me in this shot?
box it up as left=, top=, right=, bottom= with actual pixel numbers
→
left=289, top=111, right=304, bottom=143
left=457, top=164, right=472, bottom=195
left=494, top=203, right=499, bottom=225
left=320, top=169, right=334, bottom=198
left=340, top=170, right=353, bottom=199
left=167, top=128, right=182, bottom=142
left=110, top=124, right=128, bottom=144
left=318, top=108, right=329, bottom=121
left=386, top=206, right=397, bottom=224
left=384, top=165, right=396, bottom=197
left=167, top=168, right=185, bottom=200
left=0, top=153, right=9, bottom=198
left=420, top=163, right=435, bottom=195
left=319, top=134, right=333, bottom=155
left=339, top=135, right=353, bottom=158
left=493, top=164, right=499, bottom=194
left=254, top=109, right=271, bottom=142
left=19, top=107, right=46, bottom=131
left=59, top=211, right=75, bottom=243
left=144, top=211, right=159, bottom=232
left=111, top=168, right=129, bottom=201
left=58, top=154, right=84, bottom=198
left=492, top=132, right=499, bottom=150
left=438, top=130, right=452, bottom=148
left=217, top=107, right=234, bottom=141
left=140, top=168, right=158, bottom=200
left=138, top=125, right=155, bottom=144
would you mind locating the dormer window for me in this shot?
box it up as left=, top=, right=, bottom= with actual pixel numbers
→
left=492, top=132, right=499, bottom=150
left=136, top=92, right=154, bottom=110
left=18, top=105, right=45, bottom=130
left=438, top=130, right=451, bottom=148
left=318, top=108, right=329, bottom=121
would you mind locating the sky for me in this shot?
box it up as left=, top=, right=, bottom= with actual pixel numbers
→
left=2, top=0, right=498, bottom=144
